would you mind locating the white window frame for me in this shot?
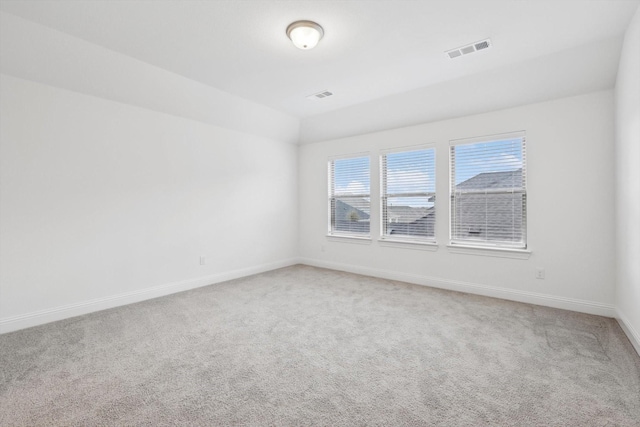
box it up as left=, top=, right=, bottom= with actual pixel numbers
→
left=328, top=153, right=371, bottom=239
left=449, top=131, right=527, bottom=250
left=380, top=145, right=436, bottom=244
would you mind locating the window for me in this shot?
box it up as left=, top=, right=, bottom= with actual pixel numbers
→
left=381, top=148, right=436, bottom=242
left=328, top=155, right=370, bottom=237
left=450, top=132, right=526, bottom=248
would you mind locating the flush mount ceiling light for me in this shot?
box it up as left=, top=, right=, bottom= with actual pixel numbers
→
left=286, top=20, right=324, bottom=50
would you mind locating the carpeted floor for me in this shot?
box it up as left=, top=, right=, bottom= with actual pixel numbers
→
left=1, top=265, right=639, bottom=426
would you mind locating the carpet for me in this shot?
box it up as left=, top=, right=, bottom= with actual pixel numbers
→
left=1, top=265, right=639, bottom=426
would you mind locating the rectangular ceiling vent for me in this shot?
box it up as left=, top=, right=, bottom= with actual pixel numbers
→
left=446, top=38, right=492, bottom=59
left=306, top=90, right=333, bottom=100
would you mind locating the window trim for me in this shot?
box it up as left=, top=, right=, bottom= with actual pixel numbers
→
left=449, top=131, right=527, bottom=250
left=378, top=238, right=439, bottom=251
left=380, top=144, right=437, bottom=244
left=446, top=244, right=531, bottom=259
left=326, top=234, right=372, bottom=244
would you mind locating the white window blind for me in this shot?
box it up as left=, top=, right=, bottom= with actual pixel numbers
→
left=328, top=155, right=370, bottom=236
left=381, top=148, right=436, bottom=241
left=450, top=132, right=527, bottom=248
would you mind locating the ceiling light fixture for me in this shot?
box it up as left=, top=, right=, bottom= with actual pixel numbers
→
left=286, top=20, right=324, bottom=50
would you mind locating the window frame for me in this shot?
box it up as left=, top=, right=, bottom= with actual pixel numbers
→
left=380, top=145, right=437, bottom=244
left=327, top=153, right=372, bottom=239
left=449, top=131, right=527, bottom=250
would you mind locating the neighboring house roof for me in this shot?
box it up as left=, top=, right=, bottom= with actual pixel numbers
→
left=386, top=205, right=430, bottom=223
left=456, top=169, right=522, bottom=190
left=334, top=199, right=370, bottom=222
left=454, top=169, right=524, bottom=243
left=333, top=198, right=370, bottom=234
left=351, top=198, right=371, bottom=215
left=334, top=169, right=524, bottom=243
left=388, top=208, right=435, bottom=237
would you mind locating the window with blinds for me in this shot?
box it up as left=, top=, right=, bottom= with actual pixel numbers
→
left=381, top=148, right=436, bottom=241
left=450, top=132, right=526, bottom=248
left=328, top=155, right=370, bottom=236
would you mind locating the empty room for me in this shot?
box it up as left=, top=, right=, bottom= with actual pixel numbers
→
left=1, top=0, right=639, bottom=425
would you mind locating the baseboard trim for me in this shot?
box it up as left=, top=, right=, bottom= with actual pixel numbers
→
left=0, top=258, right=299, bottom=334
left=2, top=258, right=622, bottom=336
left=299, top=258, right=616, bottom=317
left=616, top=310, right=640, bottom=356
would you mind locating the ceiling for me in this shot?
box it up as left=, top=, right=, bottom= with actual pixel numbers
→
left=1, top=0, right=638, bottom=121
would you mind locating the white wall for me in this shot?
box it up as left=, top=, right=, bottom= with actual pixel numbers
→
left=299, top=37, right=622, bottom=144
left=0, top=74, right=298, bottom=332
left=615, top=6, right=640, bottom=353
left=0, top=12, right=300, bottom=145
left=0, top=7, right=631, bottom=340
left=299, top=91, right=616, bottom=315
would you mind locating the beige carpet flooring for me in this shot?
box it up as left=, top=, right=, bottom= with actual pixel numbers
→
left=1, top=265, right=639, bottom=426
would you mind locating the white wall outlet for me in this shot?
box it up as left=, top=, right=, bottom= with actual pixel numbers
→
left=535, top=268, right=545, bottom=279
left=200, top=256, right=206, bottom=265
left=321, top=245, right=325, bottom=252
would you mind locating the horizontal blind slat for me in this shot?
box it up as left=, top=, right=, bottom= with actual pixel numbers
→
left=382, top=148, right=436, bottom=241
left=329, top=155, right=371, bottom=236
left=450, top=134, right=526, bottom=248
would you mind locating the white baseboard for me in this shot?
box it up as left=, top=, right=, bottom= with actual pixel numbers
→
left=299, top=258, right=616, bottom=318
left=0, top=258, right=299, bottom=334
left=2, top=257, right=624, bottom=338
left=616, top=310, right=640, bottom=356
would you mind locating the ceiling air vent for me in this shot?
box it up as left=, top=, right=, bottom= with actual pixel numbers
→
left=306, top=90, right=333, bottom=100
left=474, top=40, right=490, bottom=51
left=446, top=38, right=492, bottom=59
left=447, top=50, right=462, bottom=59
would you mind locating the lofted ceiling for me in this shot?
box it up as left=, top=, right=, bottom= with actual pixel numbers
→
left=1, top=0, right=638, bottom=120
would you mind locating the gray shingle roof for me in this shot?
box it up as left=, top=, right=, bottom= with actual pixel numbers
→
left=333, top=198, right=370, bottom=234
left=386, top=205, right=430, bottom=223
left=456, top=169, right=523, bottom=190
left=388, top=208, right=435, bottom=238
left=452, top=193, right=524, bottom=243
left=454, top=169, right=524, bottom=243
left=334, top=199, right=370, bottom=221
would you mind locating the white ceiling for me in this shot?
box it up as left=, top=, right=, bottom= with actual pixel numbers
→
left=1, top=0, right=638, bottom=122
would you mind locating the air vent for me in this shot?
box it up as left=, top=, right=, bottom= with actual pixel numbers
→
left=474, top=40, right=490, bottom=51
left=306, top=90, right=334, bottom=100
left=460, top=45, right=475, bottom=55
left=445, top=38, right=492, bottom=59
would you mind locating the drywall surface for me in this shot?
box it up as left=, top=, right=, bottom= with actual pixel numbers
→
left=0, top=11, right=300, bottom=145
left=0, top=75, right=298, bottom=331
left=299, top=38, right=622, bottom=144
left=299, top=91, right=616, bottom=314
left=615, top=6, right=640, bottom=352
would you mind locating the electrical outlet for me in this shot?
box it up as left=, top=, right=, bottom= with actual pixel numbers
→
left=321, top=245, right=325, bottom=252
left=200, top=256, right=206, bottom=265
left=535, top=268, right=545, bottom=279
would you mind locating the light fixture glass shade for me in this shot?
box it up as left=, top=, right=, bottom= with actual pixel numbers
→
left=286, top=20, right=324, bottom=50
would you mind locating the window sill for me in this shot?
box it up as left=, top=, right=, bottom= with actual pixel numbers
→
left=377, top=238, right=438, bottom=251
left=447, top=244, right=531, bottom=259
left=326, top=234, right=372, bottom=245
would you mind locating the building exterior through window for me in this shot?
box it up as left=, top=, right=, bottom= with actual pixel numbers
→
left=450, top=132, right=527, bottom=248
